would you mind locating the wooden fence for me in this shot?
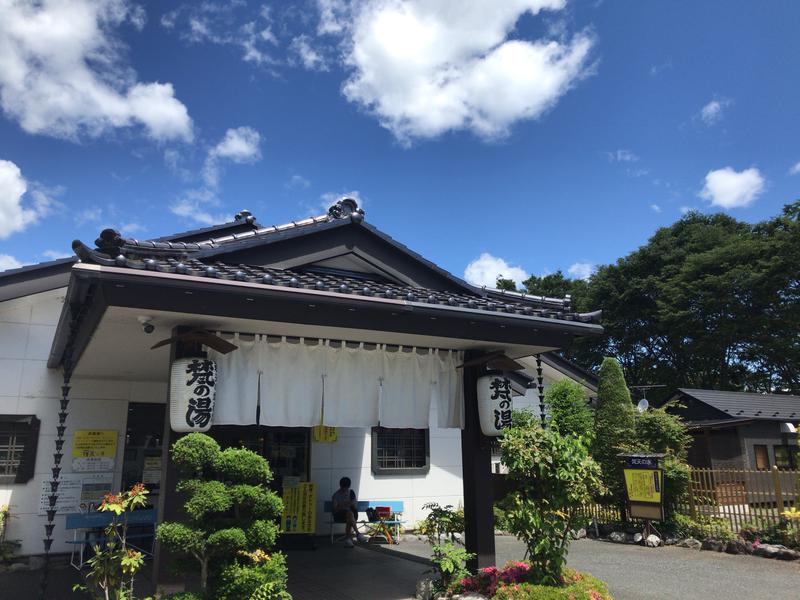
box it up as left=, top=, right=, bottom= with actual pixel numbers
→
left=582, top=466, right=799, bottom=533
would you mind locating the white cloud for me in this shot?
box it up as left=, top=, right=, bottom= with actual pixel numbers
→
left=75, top=206, right=103, bottom=225
left=286, top=174, right=311, bottom=190
left=567, top=262, right=594, bottom=280
left=650, top=204, right=662, bottom=213
left=290, top=35, right=329, bottom=71
left=0, top=254, right=23, bottom=271
left=328, top=0, right=594, bottom=143
left=788, top=161, right=800, bottom=176
left=0, top=159, right=59, bottom=239
left=162, top=3, right=278, bottom=66
left=699, top=167, right=765, bottom=209
left=42, top=250, right=72, bottom=260
left=0, top=0, right=193, bottom=142
left=607, top=149, right=638, bottom=162
left=464, top=253, right=529, bottom=288
left=171, top=127, right=262, bottom=224
left=699, top=98, right=732, bottom=126
left=679, top=205, right=695, bottom=215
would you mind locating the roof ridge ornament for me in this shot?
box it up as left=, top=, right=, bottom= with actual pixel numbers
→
left=234, top=209, right=257, bottom=225
left=328, top=197, right=365, bottom=223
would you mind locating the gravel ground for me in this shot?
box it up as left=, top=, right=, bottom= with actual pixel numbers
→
left=381, top=536, right=800, bottom=600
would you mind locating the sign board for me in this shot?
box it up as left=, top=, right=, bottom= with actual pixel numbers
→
left=142, top=456, right=162, bottom=485
left=312, top=426, right=338, bottom=443
left=39, top=473, right=113, bottom=515
left=170, top=358, right=217, bottom=432
left=620, top=453, right=665, bottom=522
left=476, top=373, right=514, bottom=436
left=281, top=482, right=316, bottom=534
left=72, top=430, right=118, bottom=472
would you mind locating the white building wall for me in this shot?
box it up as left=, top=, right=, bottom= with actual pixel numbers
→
left=0, top=289, right=166, bottom=556
left=310, top=400, right=463, bottom=533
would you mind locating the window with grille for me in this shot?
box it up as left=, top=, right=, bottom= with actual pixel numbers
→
left=773, top=445, right=797, bottom=470
left=0, top=415, right=39, bottom=484
left=371, top=427, right=429, bottom=475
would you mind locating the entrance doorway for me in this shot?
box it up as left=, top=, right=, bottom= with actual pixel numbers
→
left=211, top=426, right=310, bottom=491
left=122, top=402, right=166, bottom=504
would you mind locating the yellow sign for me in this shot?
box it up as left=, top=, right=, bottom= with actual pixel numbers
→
left=72, top=430, right=118, bottom=472
left=281, top=482, right=316, bottom=534
left=624, top=468, right=662, bottom=503
left=312, top=426, right=338, bottom=443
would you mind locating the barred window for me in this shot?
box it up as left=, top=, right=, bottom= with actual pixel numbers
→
left=0, top=415, right=39, bottom=484
left=371, top=427, right=429, bottom=475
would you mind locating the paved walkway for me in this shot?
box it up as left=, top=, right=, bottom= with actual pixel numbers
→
left=377, top=536, right=800, bottom=600
left=286, top=542, right=427, bottom=600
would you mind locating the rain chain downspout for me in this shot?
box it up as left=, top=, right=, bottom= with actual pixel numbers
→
left=536, top=354, right=546, bottom=425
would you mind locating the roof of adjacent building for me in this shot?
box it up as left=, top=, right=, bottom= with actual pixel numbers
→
left=676, top=388, right=800, bottom=421
left=67, top=198, right=601, bottom=325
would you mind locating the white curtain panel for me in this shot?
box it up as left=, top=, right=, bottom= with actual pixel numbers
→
left=209, top=333, right=261, bottom=425
left=322, top=342, right=381, bottom=427
left=209, top=337, right=464, bottom=429
left=260, top=337, right=325, bottom=427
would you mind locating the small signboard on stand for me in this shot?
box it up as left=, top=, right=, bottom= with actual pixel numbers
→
left=279, top=481, right=317, bottom=550
left=619, top=453, right=666, bottom=524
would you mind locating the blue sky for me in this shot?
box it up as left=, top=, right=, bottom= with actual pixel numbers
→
left=1, top=0, right=799, bottom=287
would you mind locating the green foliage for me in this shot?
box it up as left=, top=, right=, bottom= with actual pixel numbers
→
left=591, top=358, right=635, bottom=509
left=624, top=402, right=692, bottom=521
left=73, top=485, right=150, bottom=600
left=544, top=379, right=593, bottom=442
left=492, top=569, right=613, bottom=600
left=430, top=542, right=474, bottom=594
left=0, top=504, right=20, bottom=564
left=671, top=513, right=734, bottom=541
left=214, top=551, right=288, bottom=600
left=500, top=419, right=604, bottom=585
left=156, top=433, right=286, bottom=597
left=569, top=203, right=800, bottom=397
left=418, top=502, right=464, bottom=546
left=161, top=594, right=203, bottom=600
left=495, top=276, right=519, bottom=291
left=171, top=433, right=221, bottom=473
left=249, top=582, right=293, bottom=600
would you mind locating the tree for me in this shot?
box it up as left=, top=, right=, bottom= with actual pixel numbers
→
left=544, top=379, right=593, bottom=442
left=591, top=357, right=636, bottom=510
left=500, top=418, right=603, bottom=586
left=568, top=204, right=800, bottom=397
left=156, top=433, right=287, bottom=599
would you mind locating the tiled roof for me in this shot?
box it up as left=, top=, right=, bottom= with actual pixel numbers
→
left=69, top=198, right=600, bottom=324
left=678, top=388, right=800, bottom=421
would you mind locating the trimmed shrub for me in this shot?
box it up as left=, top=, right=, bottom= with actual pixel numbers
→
left=545, top=379, right=594, bottom=442
left=672, top=513, right=734, bottom=541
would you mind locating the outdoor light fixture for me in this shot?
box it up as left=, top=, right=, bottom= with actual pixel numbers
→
left=169, top=357, right=217, bottom=433
left=477, top=372, right=513, bottom=436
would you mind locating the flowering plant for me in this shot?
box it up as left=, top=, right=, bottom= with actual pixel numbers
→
left=457, top=561, right=533, bottom=597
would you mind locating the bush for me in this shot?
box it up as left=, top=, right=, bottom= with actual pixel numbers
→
left=545, top=379, right=594, bottom=442
left=418, top=503, right=464, bottom=545
left=591, top=358, right=636, bottom=511
left=492, top=569, right=613, bottom=600
left=156, top=433, right=286, bottom=597
left=671, top=513, right=734, bottom=541
left=500, top=418, right=604, bottom=585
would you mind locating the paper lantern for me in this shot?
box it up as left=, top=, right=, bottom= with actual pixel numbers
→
left=170, top=358, right=217, bottom=432
left=477, top=373, right=513, bottom=436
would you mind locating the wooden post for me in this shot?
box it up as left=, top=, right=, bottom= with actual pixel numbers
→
left=772, top=465, right=784, bottom=512
left=153, top=326, right=199, bottom=588
left=461, top=352, right=496, bottom=571
left=688, top=469, right=697, bottom=519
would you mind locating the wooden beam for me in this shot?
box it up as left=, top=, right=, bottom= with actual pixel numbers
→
left=460, top=351, right=496, bottom=570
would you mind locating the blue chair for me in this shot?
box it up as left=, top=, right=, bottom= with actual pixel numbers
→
left=323, top=500, right=369, bottom=544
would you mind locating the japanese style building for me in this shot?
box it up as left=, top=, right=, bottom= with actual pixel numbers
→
left=0, top=198, right=601, bottom=577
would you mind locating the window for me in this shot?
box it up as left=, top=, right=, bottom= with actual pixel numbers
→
left=773, top=445, right=798, bottom=470
left=754, top=445, right=770, bottom=471
left=0, top=415, right=40, bottom=484
left=371, top=427, right=429, bottom=475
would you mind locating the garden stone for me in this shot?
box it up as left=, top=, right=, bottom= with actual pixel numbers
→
left=598, top=524, right=614, bottom=537
left=701, top=539, right=725, bottom=552
left=676, top=537, right=701, bottom=550
left=753, top=544, right=779, bottom=559
left=645, top=534, right=661, bottom=547
left=9, top=562, right=28, bottom=572
left=27, top=556, right=46, bottom=570
left=744, top=541, right=755, bottom=554
left=608, top=531, right=626, bottom=543
left=452, top=532, right=463, bottom=544
left=415, top=574, right=440, bottom=600
left=573, top=528, right=587, bottom=539
left=663, top=537, right=679, bottom=546
left=724, top=539, right=747, bottom=555
left=775, top=546, right=800, bottom=561
left=631, top=533, right=643, bottom=544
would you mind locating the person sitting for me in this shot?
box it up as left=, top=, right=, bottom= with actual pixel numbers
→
left=332, top=476, right=368, bottom=547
